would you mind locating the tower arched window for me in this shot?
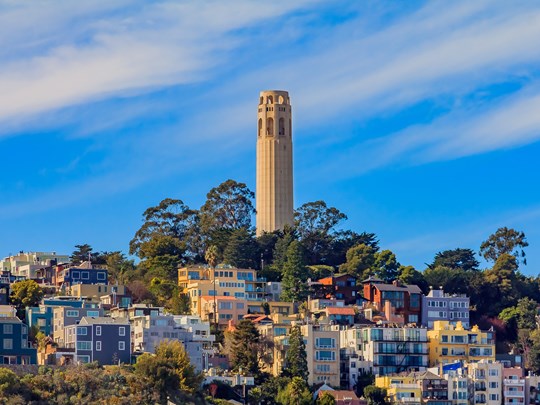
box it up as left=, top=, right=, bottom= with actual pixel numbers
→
left=279, top=118, right=285, bottom=136
left=278, top=95, right=284, bottom=104
left=267, top=118, right=274, bottom=136
left=258, top=118, right=263, bottom=137
left=267, top=95, right=274, bottom=104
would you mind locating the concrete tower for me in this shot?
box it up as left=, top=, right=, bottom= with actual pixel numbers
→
left=256, top=90, right=294, bottom=236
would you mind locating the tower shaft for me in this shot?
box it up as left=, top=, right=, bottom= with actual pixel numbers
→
left=256, top=90, right=294, bottom=236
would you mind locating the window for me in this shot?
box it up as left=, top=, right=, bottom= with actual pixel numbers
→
left=81, top=272, right=89, bottom=280
left=67, top=310, right=79, bottom=317
left=236, top=303, right=245, bottom=309
left=489, top=382, right=498, bottom=388
left=87, top=311, right=100, bottom=317
left=316, top=338, right=335, bottom=348
left=3, top=324, right=13, bottom=334
left=442, top=335, right=448, bottom=343
left=488, top=369, right=498, bottom=376
left=77, top=327, right=88, bottom=336
left=72, top=271, right=80, bottom=279
left=489, top=394, right=499, bottom=401
left=119, top=327, right=125, bottom=336
left=96, top=341, right=102, bottom=351
left=119, top=341, right=125, bottom=351
left=3, top=339, right=13, bottom=349
left=77, top=341, right=92, bottom=350
left=78, top=355, right=90, bottom=364
left=96, top=326, right=102, bottom=336
left=315, top=350, right=335, bottom=361
left=408, top=314, right=419, bottom=323
left=219, top=302, right=232, bottom=310
left=97, top=272, right=106, bottom=280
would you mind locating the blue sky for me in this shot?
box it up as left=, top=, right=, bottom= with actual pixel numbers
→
left=1, top=0, right=540, bottom=274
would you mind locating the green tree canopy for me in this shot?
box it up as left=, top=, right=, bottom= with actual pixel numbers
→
left=281, top=241, right=310, bottom=302
left=227, top=320, right=262, bottom=377
left=499, top=297, right=538, bottom=331
left=397, top=266, right=428, bottom=292
left=223, top=227, right=259, bottom=269
left=339, top=243, right=377, bottom=279
left=294, top=201, right=347, bottom=264
left=282, top=326, right=309, bottom=382
left=373, top=250, right=400, bottom=282
left=429, top=248, right=479, bottom=271
left=11, top=280, right=43, bottom=309
left=480, top=227, right=528, bottom=264
left=129, top=198, right=199, bottom=260
left=135, top=340, right=202, bottom=400
left=317, top=392, right=336, bottom=405
left=423, top=266, right=470, bottom=294
left=200, top=179, right=255, bottom=233
left=276, top=377, right=312, bottom=405
left=364, top=385, right=388, bottom=405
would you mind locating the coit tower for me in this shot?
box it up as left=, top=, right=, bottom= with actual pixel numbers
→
left=256, top=90, right=294, bottom=236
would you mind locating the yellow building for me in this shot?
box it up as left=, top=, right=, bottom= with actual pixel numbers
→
left=179, top=265, right=267, bottom=317
left=67, top=284, right=127, bottom=300
left=376, top=374, right=421, bottom=404
left=427, top=320, right=495, bottom=366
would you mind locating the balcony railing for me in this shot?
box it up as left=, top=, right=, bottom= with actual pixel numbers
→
left=504, top=391, right=525, bottom=398
left=504, top=379, right=525, bottom=385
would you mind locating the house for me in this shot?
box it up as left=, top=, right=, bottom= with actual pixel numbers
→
left=317, top=389, right=366, bottom=405
left=26, top=296, right=98, bottom=335
left=52, top=306, right=104, bottom=346
left=0, top=317, right=37, bottom=364
left=363, top=277, right=422, bottom=324
left=55, top=261, right=108, bottom=288
left=422, top=288, right=470, bottom=328
left=502, top=367, right=525, bottom=405
left=109, top=303, right=164, bottom=319
left=64, top=316, right=131, bottom=365
left=199, top=296, right=247, bottom=329
left=317, top=273, right=361, bottom=305
left=325, top=306, right=355, bottom=325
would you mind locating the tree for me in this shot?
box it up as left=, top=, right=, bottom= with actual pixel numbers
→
left=397, top=266, right=428, bottom=292
left=423, top=266, right=470, bottom=294
left=70, top=244, right=94, bottom=265
left=105, top=251, right=135, bottom=284
left=129, top=198, right=199, bottom=260
left=227, top=320, right=262, bottom=378
left=364, top=385, right=388, bottom=405
left=276, top=377, right=312, bottom=405
left=373, top=250, right=400, bottom=282
left=135, top=340, right=202, bottom=400
left=281, top=241, right=310, bottom=302
left=499, top=297, right=538, bottom=331
left=480, top=227, right=528, bottom=264
left=295, top=201, right=347, bottom=264
left=339, top=244, right=376, bottom=279
left=10, top=280, right=43, bottom=309
left=317, top=392, right=336, bottom=405
left=200, top=179, right=255, bottom=233
left=481, top=254, right=520, bottom=316
left=326, top=231, right=379, bottom=267
left=249, top=376, right=290, bottom=405
left=223, top=227, right=259, bottom=269
left=429, top=248, right=479, bottom=271
left=282, top=326, right=308, bottom=382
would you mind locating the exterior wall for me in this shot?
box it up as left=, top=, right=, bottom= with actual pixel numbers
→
left=363, top=280, right=422, bottom=324
left=422, top=289, right=470, bottom=328
left=301, top=324, right=340, bottom=387
left=0, top=252, right=68, bottom=273
left=525, top=375, right=540, bottom=404
left=376, top=375, right=421, bottom=404
left=444, top=370, right=471, bottom=405
left=427, top=321, right=495, bottom=366
left=0, top=318, right=37, bottom=364
left=468, top=361, right=503, bottom=405
left=57, top=266, right=108, bottom=287
left=503, top=367, right=525, bottom=405
left=256, top=90, right=294, bottom=235
left=65, top=319, right=131, bottom=365
left=53, top=307, right=104, bottom=346
left=199, top=296, right=247, bottom=328
left=68, top=284, right=127, bottom=299
left=357, top=326, right=429, bottom=376
left=26, top=297, right=88, bottom=335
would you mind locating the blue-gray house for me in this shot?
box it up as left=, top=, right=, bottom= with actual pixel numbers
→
left=0, top=317, right=37, bottom=364
left=64, top=316, right=130, bottom=365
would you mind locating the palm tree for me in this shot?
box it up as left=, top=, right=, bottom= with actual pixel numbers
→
left=205, top=245, right=219, bottom=330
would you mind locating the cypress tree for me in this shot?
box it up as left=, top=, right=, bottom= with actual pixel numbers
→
left=282, top=325, right=309, bottom=382
left=281, top=241, right=309, bottom=302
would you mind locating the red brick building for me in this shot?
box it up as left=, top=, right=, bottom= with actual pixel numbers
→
left=317, top=273, right=361, bottom=305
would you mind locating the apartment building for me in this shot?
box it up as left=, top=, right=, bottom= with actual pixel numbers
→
left=55, top=262, right=108, bottom=287
left=317, top=273, right=361, bottom=305
left=503, top=367, right=525, bottom=405
left=0, top=251, right=68, bottom=274
left=427, top=320, right=495, bottom=366
left=422, top=288, right=470, bottom=328
left=301, top=324, right=341, bottom=387
left=199, top=296, right=247, bottom=328
left=469, top=360, right=503, bottom=405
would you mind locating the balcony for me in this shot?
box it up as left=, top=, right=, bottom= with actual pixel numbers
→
left=504, top=391, right=525, bottom=398
left=504, top=379, right=525, bottom=385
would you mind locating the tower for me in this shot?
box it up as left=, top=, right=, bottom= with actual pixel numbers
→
left=256, top=90, right=294, bottom=236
